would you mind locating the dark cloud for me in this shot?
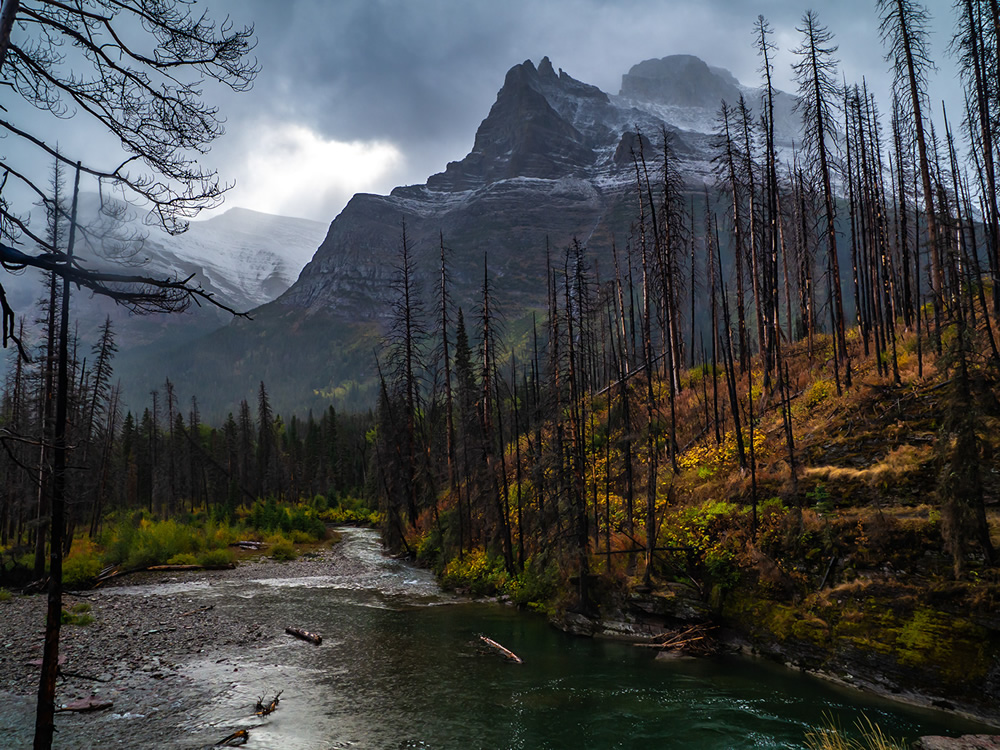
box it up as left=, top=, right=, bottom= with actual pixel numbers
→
left=6, top=0, right=965, bottom=223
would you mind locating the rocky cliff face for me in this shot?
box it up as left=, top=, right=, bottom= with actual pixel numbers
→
left=138, top=54, right=800, bottom=416
left=621, top=55, right=741, bottom=110
left=280, top=54, right=793, bottom=327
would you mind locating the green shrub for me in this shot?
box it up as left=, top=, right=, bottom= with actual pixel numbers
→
left=197, top=548, right=234, bottom=567
left=63, top=549, right=102, bottom=589
left=0, top=588, right=12, bottom=602
left=441, top=550, right=509, bottom=596
left=271, top=540, right=297, bottom=561
left=99, top=512, right=233, bottom=569
left=661, top=500, right=742, bottom=591
left=319, top=496, right=378, bottom=526
left=291, top=530, right=315, bottom=544
left=415, top=528, right=442, bottom=568
left=804, top=379, right=833, bottom=409
left=61, top=605, right=94, bottom=626
left=250, top=498, right=326, bottom=540
left=506, top=561, right=558, bottom=608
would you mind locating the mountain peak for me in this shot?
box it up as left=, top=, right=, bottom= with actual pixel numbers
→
left=426, top=57, right=611, bottom=191
left=619, top=54, right=741, bottom=109
left=538, top=55, right=556, bottom=79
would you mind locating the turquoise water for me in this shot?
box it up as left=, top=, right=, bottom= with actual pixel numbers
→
left=4, top=528, right=995, bottom=748
left=173, top=529, right=993, bottom=749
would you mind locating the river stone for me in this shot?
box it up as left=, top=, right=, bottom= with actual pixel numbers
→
left=555, top=611, right=598, bottom=637
left=914, top=737, right=1000, bottom=750
left=628, top=583, right=711, bottom=622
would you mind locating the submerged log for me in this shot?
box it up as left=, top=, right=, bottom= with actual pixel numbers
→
left=216, top=729, right=250, bottom=747
left=285, top=627, right=322, bottom=645
left=479, top=635, right=523, bottom=664
left=56, top=697, right=112, bottom=713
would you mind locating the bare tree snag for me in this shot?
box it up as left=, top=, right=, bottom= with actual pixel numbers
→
left=254, top=691, right=282, bottom=717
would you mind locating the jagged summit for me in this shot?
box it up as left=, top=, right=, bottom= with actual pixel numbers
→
left=137, top=53, right=802, bottom=416
left=425, top=56, right=614, bottom=191
left=619, top=55, right=742, bottom=109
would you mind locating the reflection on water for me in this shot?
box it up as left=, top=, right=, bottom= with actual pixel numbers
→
left=4, top=527, right=995, bottom=749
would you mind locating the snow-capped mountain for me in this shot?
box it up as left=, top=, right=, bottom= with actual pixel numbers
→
left=117, top=53, right=804, bottom=417
left=117, top=204, right=326, bottom=313
left=4, top=195, right=327, bottom=349
left=280, top=54, right=798, bottom=320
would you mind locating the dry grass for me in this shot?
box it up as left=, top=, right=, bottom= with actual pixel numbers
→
left=804, top=714, right=908, bottom=750
left=804, top=444, right=933, bottom=485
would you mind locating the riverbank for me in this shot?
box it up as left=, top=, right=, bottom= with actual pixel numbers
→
left=0, top=542, right=360, bottom=745
left=5, top=529, right=999, bottom=749
left=547, top=577, right=1000, bottom=733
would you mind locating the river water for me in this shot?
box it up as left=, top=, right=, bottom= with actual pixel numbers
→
left=6, top=527, right=996, bottom=748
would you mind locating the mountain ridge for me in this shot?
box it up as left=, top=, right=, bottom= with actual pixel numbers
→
left=118, top=53, right=801, bottom=418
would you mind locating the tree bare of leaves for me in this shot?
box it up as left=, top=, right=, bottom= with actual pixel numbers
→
left=792, top=11, right=848, bottom=367
left=0, top=0, right=258, bottom=358
left=878, top=0, right=944, bottom=350
left=0, top=3, right=257, bottom=746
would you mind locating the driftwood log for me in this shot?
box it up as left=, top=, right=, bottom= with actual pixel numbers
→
left=180, top=604, right=215, bottom=617
left=94, top=562, right=234, bottom=585
left=633, top=624, right=718, bottom=656
left=56, top=697, right=113, bottom=713
left=216, top=728, right=249, bottom=747
left=285, top=627, right=322, bottom=645
left=254, top=690, right=283, bottom=717
left=230, top=540, right=266, bottom=550
left=479, top=635, right=523, bottom=664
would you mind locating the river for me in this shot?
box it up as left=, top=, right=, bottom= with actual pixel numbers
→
left=4, top=527, right=995, bottom=748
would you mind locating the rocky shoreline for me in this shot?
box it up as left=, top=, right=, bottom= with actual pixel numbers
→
left=549, top=582, right=1000, bottom=741
left=0, top=544, right=362, bottom=746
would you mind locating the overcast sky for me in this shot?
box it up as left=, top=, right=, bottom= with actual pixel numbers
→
left=7, top=0, right=964, bottom=226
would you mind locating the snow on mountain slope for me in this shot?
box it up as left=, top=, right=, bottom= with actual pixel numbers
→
left=11, top=195, right=327, bottom=315
left=135, top=206, right=327, bottom=311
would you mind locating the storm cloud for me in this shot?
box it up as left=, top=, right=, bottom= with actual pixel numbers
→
left=8, top=0, right=963, bottom=224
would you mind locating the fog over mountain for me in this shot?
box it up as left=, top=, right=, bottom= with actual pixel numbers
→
left=113, top=53, right=798, bottom=418
left=4, top=196, right=327, bottom=352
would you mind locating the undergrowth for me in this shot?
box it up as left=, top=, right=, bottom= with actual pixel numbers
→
left=803, top=714, right=907, bottom=750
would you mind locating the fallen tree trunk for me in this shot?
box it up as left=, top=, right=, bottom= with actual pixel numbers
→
left=633, top=624, right=718, bottom=656
left=56, top=697, right=112, bottom=713
left=285, top=627, right=322, bottom=645
left=180, top=604, right=215, bottom=617
left=94, top=562, right=236, bottom=586
left=479, top=635, right=523, bottom=664
left=230, top=540, right=266, bottom=550
left=216, top=729, right=249, bottom=747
